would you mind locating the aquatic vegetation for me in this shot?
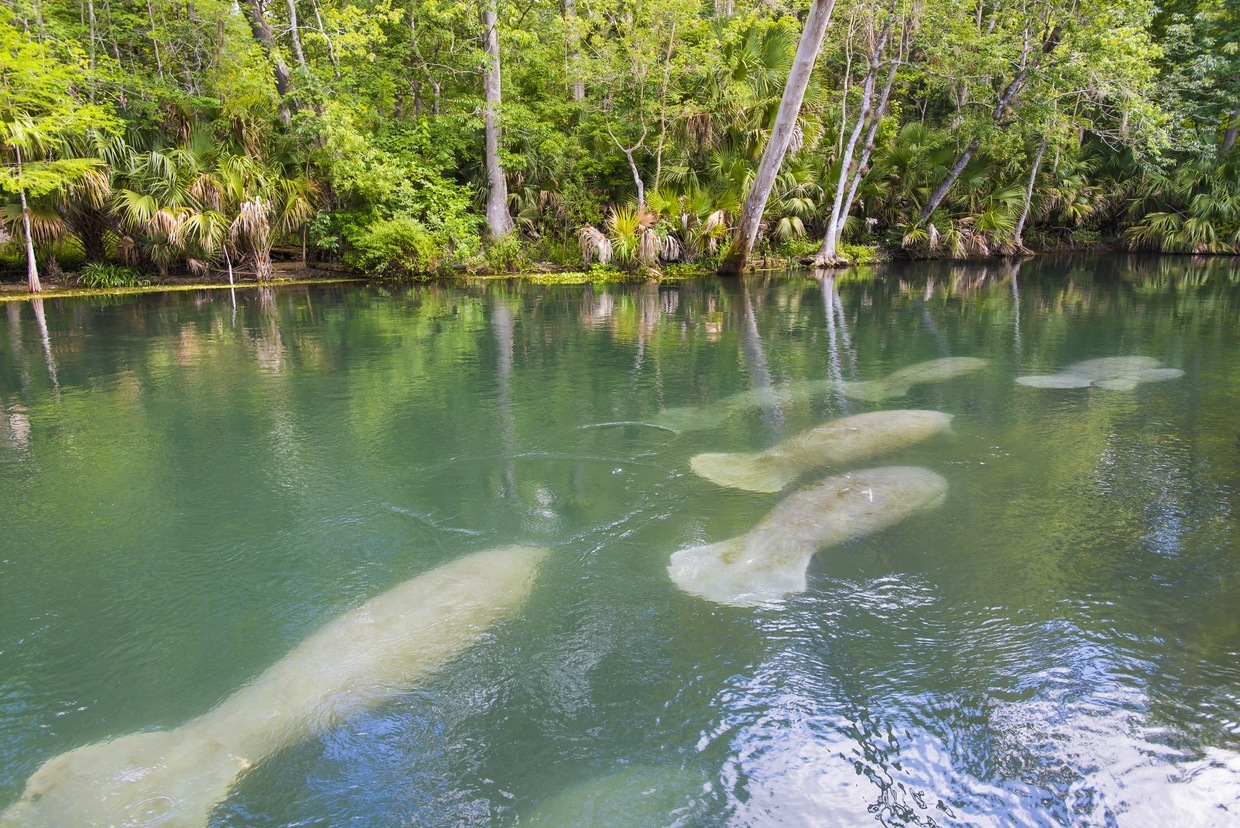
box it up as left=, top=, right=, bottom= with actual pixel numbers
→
left=0, top=546, right=548, bottom=828
left=668, top=467, right=947, bottom=607
left=1016, top=356, right=1184, bottom=391
left=691, top=410, right=953, bottom=492
left=840, top=357, right=989, bottom=402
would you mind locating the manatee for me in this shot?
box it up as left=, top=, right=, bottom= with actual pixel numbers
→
left=653, top=382, right=832, bottom=433
left=669, top=467, right=948, bottom=607
left=690, top=410, right=953, bottom=493
left=0, top=545, right=549, bottom=828
left=525, top=764, right=715, bottom=826
left=840, top=357, right=989, bottom=402
left=652, top=357, right=985, bottom=433
left=1016, top=356, right=1184, bottom=391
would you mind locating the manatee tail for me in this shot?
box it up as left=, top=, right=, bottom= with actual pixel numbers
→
left=0, top=727, right=246, bottom=828
left=668, top=536, right=808, bottom=607
left=689, top=452, right=793, bottom=493
left=840, top=380, right=907, bottom=402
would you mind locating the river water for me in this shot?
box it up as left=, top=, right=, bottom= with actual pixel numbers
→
left=0, top=256, right=1238, bottom=826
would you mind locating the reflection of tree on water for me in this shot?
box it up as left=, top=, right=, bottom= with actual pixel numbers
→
left=820, top=275, right=854, bottom=412
left=30, top=298, right=58, bottom=389
left=6, top=302, right=30, bottom=390
left=492, top=298, right=517, bottom=501
left=738, top=277, right=784, bottom=434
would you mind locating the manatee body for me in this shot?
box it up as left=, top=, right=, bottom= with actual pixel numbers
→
left=691, top=410, right=953, bottom=493
left=1016, top=356, right=1184, bottom=391
left=840, top=357, right=989, bottom=402
left=669, top=467, right=948, bottom=607
left=1, top=545, right=549, bottom=828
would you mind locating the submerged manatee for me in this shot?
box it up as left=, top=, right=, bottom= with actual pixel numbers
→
left=669, top=467, right=947, bottom=607
left=0, top=545, right=549, bottom=828
left=1016, top=356, right=1184, bottom=391
left=652, top=357, right=985, bottom=433
left=525, top=764, right=715, bottom=826
left=840, top=357, right=989, bottom=402
left=691, top=410, right=953, bottom=492
left=652, top=381, right=832, bottom=433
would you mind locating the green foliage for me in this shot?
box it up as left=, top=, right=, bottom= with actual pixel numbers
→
left=0, top=0, right=1233, bottom=286
left=344, top=215, right=442, bottom=278
left=77, top=262, right=148, bottom=288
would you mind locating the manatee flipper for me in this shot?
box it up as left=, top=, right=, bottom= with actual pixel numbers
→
left=689, top=452, right=794, bottom=493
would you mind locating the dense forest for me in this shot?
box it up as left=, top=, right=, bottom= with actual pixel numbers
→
left=0, top=0, right=1237, bottom=291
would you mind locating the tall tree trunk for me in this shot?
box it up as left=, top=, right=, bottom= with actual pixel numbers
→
left=482, top=0, right=514, bottom=238
left=246, top=0, right=293, bottom=125
left=719, top=0, right=838, bottom=274
left=834, top=52, right=899, bottom=245
left=1222, top=106, right=1239, bottom=155
left=1013, top=135, right=1046, bottom=249
left=813, top=26, right=887, bottom=266
left=19, top=190, right=40, bottom=294
left=285, top=0, right=307, bottom=71
left=563, top=0, right=584, bottom=101
left=15, top=147, right=40, bottom=294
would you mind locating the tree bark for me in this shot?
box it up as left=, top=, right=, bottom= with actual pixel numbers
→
left=1223, top=106, right=1239, bottom=155
left=285, top=0, right=307, bottom=71
left=482, top=0, right=514, bottom=238
left=20, top=189, right=40, bottom=294
left=814, top=25, right=887, bottom=266
left=1013, top=135, right=1046, bottom=249
left=834, top=52, right=899, bottom=246
left=246, top=0, right=293, bottom=125
left=563, top=0, right=584, bottom=101
left=15, top=147, right=40, bottom=294
left=719, top=0, right=838, bottom=274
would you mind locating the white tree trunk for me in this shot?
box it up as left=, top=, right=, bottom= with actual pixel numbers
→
left=482, top=0, right=514, bottom=238
left=1013, top=136, right=1046, bottom=249
left=720, top=0, right=838, bottom=274
left=813, top=26, right=887, bottom=266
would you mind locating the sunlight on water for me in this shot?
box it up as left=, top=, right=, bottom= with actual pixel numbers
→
left=0, top=255, right=1238, bottom=826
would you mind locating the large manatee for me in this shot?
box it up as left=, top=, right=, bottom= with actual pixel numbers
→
left=840, top=357, right=989, bottom=402
left=690, top=410, right=953, bottom=492
left=1, top=545, right=549, bottom=828
left=669, top=467, right=948, bottom=607
left=1016, top=356, right=1184, bottom=391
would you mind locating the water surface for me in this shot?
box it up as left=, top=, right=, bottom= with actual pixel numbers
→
left=1, top=256, right=1238, bottom=825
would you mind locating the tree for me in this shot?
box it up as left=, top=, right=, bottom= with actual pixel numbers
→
left=720, top=0, right=838, bottom=274
left=0, top=10, right=113, bottom=292
left=482, top=0, right=514, bottom=238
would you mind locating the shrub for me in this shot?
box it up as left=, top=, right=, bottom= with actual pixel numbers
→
left=344, top=216, right=442, bottom=278
left=77, top=263, right=150, bottom=288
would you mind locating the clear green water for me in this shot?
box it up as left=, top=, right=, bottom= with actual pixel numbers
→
left=1, top=256, right=1238, bottom=826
